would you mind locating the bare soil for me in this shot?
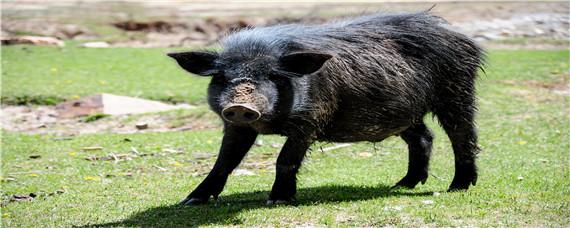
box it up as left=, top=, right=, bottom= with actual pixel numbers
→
left=2, top=1, right=569, bottom=48
left=0, top=106, right=220, bottom=136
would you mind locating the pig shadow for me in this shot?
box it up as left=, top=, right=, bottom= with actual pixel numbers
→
left=84, top=184, right=431, bottom=227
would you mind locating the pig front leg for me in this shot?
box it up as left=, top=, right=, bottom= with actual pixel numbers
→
left=180, top=126, right=258, bottom=205
left=267, top=136, right=313, bottom=205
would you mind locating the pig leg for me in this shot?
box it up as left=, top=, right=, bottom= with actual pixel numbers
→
left=180, top=126, right=258, bottom=205
left=393, top=122, right=434, bottom=189
left=267, top=136, right=313, bottom=204
left=435, top=98, right=479, bottom=191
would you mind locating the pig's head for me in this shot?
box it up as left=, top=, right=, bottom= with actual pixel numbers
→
left=168, top=51, right=331, bottom=126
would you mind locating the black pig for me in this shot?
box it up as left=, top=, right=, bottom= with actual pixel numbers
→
left=168, top=11, right=484, bottom=205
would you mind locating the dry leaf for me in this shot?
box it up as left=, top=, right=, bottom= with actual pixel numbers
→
left=233, top=169, right=256, bottom=176
left=422, top=200, right=434, bottom=205
left=82, top=146, right=103, bottom=151
left=171, top=161, right=183, bottom=167
left=358, top=152, right=373, bottom=157
left=84, top=176, right=101, bottom=181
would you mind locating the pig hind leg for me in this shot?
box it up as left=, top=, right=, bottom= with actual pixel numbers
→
left=394, top=122, right=434, bottom=189
left=434, top=91, right=479, bottom=191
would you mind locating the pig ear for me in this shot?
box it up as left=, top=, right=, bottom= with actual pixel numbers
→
left=278, top=52, right=332, bottom=76
left=167, top=51, right=219, bottom=76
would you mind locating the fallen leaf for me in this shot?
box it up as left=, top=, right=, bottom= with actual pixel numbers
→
left=85, top=156, right=98, bottom=161
left=171, top=161, right=183, bottom=167
left=28, top=173, right=39, bottom=177
left=233, top=169, right=256, bottom=176
left=422, top=200, right=434, bottom=205
left=82, top=146, right=103, bottom=151
left=322, top=143, right=352, bottom=152
left=162, top=148, right=182, bottom=154
left=1, top=177, right=16, bottom=182
left=153, top=165, right=168, bottom=171
left=358, top=152, right=373, bottom=157
left=84, top=176, right=101, bottom=181
left=383, top=205, right=403, bottom=211
left=517, top=140, right=528, bottom=145
left=193, top=152, right=214, bottom=160
left=69, top=152, right=78, bottom=157
left=130, top=146, right=140, bottom=154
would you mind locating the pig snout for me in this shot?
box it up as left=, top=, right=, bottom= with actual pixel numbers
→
left=221, top=104, right=261, bottom=123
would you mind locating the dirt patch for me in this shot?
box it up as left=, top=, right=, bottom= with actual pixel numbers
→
left=0, top=106, right=221, bottom=136
left=2, top=19, right=97, bottom=40
left=112, top=20, right=186, bottom=33
left=3, top=1, right=567, bottom=48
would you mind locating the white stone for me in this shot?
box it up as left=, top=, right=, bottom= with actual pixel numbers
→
left=81, top=41, right=110, bottom=48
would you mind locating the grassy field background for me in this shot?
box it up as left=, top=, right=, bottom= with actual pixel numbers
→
left=1, top=46, right=569, bottom=226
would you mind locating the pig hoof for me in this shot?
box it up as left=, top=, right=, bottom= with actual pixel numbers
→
left=180, top=197, right=209, bottom=206
left=448, top=165, right=477, bottom=192
left=392, top=175, right=427, bottom=189
left=447, top=177, right=476, bottom=192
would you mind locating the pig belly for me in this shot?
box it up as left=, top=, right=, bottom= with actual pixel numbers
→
left=319, top=120, right=409, bottom=142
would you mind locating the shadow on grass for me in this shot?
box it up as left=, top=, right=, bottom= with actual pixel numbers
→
left=86, top=184, right=431, bottom=227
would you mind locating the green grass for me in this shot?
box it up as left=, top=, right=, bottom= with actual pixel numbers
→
left=1, top=45, right=210, bottom=105
left=1, top=48, right=569, bottom=226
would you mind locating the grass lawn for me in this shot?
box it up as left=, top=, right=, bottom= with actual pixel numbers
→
left=1, top=47, right=569, bottom=226
left=1, top=45, right=210, bottom=105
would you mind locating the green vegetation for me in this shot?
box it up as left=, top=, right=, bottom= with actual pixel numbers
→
left=1, top=45, right=210, bottom=105
left=1, top=47, right=569, bottom=226
left=81, top=113, right=111, bottom=123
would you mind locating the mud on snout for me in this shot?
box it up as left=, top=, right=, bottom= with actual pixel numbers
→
left=220, top=82, right=270, bottom=124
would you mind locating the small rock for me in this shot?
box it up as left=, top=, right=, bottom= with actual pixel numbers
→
left=135, top=123, right=148, bottom=130
left=1, top=36, right=64, bottom=47
left=80, top=41, right=110, bottom=48
left=422, top=200, right=434, bottom=205
left=517, top=176, right=524, bottom=181
left=433, top=192, right=441, bottom=197
left=233, top=169, right=256, bottom=176
left=384, top=205, right=403, bottom=211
